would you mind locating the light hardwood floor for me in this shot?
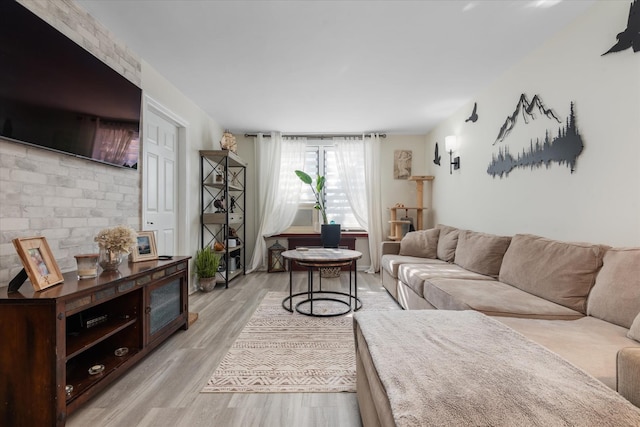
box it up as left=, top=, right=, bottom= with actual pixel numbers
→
left=67, top=270, right=386, bottom=427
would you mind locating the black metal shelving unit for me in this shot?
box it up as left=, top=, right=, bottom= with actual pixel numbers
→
left=200, top=150, right=247, bottom=288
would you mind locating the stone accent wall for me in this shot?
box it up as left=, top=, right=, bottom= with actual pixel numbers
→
left=0, top=0, right=142, bottom=284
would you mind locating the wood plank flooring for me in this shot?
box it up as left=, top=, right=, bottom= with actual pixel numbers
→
left=67, top=270, right=386, bottom=427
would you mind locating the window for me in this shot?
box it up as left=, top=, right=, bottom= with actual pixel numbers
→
left=293, top=141, right=364, bottom=231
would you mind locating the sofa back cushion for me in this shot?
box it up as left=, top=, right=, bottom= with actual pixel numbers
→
left=398, top=228, right=440, bottom=258
left=454, top=230, right=511, bottom=278
left=435, top=224, right=459, bottom=262
left=587, top=248, right=640, bottom=329
left=499, top=234, right=608, bottom=313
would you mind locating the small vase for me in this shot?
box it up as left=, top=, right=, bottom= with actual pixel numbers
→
left=99, top=248, right=124, bottom=272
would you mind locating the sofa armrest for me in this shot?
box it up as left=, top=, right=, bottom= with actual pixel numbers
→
left=381, top=241, right=400, bottom=256
left=617, top=347, right=640, bottom=408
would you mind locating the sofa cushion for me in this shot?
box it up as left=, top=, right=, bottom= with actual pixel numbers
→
left=454, top=230, right=511, bottom=278
left=381, top=254, right=445, bottom=279
left=499, top=234, right=608, bottom=314
left=423, top=278, right=584, bottom=320
left=587, top=248, right=640, bottom=329
left=497, top=316, right=640, bottom=390
left=435, top=224, right=458, bottom=262
left=628, top=313, right=640, bottom=342
left=398, top=228, right=439, bottom=258
left=398, top=263, right=494, bottom=298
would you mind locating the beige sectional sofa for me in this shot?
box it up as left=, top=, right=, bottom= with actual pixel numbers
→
left=355, top=224, right=640, bottom=426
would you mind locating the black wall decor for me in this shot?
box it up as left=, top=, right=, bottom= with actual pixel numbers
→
left=494, top=94, right=561, bottom=145
left=487, top=102, right=583, bottom=178
left=602, top=0, right=639, bottom=55
left=433, top=142, right=441, bottom=166
left=465, top=102, right=478, bottom=123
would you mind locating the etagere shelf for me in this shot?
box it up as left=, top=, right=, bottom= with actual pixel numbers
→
left=200, top=150, right=247, bottom=288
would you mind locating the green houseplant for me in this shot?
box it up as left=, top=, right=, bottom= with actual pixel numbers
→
left=194, top=246, right=221, bottom=292
left=294, top=170, right=340, bottom=247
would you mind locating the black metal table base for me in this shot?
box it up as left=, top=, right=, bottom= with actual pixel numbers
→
left=282, top=290, right=363, bottom=317
left=282, top=254, right=361, bottom=317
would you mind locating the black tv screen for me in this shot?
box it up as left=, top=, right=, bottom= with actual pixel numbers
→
left=0, top=1, right=142, bottom=169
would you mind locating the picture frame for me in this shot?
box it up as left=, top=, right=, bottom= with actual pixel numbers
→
left=394, top=150, right=412, bottom=180
left=131, top=231, right=158, bottom=262
left=12, top=236, right=64, bottom=291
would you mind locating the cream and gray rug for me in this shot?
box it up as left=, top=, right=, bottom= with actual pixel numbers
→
left=202, top=290, right=399, bottom=393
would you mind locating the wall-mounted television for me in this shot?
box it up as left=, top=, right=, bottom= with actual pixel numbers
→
left=0, top=1, right=142, bottom=169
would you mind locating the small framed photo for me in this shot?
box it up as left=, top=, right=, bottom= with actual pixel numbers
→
left=131, top=231, right=158, bottom=262
left=12, top=236, right=64, bottom=291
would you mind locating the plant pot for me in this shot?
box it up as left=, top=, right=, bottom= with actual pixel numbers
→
left=98, top=248, right=125, bottom=272
left=321, top=223, right=341, bottom=248
left=199, top=277, right=217, bottom=292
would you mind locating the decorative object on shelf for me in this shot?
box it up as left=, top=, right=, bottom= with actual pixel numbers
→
left=94, top=225, right=137, bottom=272
left=433, top=142, right=441, bottom=166
left=88, top=364, right=105, bottom=375
left=65, top=385, right=73, bottom=397
left=195, top=246, right=222, bottom=292
left=114, top=347, right=129, bottom=357
left=74, top=254, right=99, bottom=279
left=446, top=135, right=460, bottom=174
left=220, top=130, right=237, bottom=152
left=12, top=236, right=64, bottom=292
left=465, top=102, right=479, bottom=123
left=130, top=231, right=158, bottom=262
left=214, top=198, right=225, bottom=212
left=268, top=240, right=286, bottom=273
left=393, top=150, right=412, bottom=179
left=602, top=0, right=639, bottom=56
left=214, top=241, right=225, bottom=252
left=488, top=101, right=583, bottom=178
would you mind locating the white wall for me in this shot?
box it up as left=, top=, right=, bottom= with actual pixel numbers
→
left=0, top=0, right=224, bottom=288
left=426, top=0, right=640, bottom=247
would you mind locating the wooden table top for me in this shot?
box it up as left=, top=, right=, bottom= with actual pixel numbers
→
left=282, top=248, right=362, bottom=266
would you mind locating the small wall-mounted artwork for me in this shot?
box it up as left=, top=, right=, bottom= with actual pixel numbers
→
left=494, top=94, right=561, bottom=145
left=602, top=0, right=639, bottom=56
left=465, top=102, right=479, bottom=123
left=433, top=142, right=441, bottom=166
left=487, top=102, right=583, bottom=178
left=394, top=150, right=412, bottom=179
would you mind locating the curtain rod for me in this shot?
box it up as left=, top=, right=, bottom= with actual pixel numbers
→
left=243, top=133, right=386, bottom=140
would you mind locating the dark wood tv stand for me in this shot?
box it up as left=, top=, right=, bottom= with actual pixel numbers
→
left=0, top=257, right=190, bottom=426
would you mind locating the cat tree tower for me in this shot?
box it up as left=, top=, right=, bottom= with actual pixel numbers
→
left=388, top=175, right=434, bottom=241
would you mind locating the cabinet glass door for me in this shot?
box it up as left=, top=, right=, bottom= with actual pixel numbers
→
left=149, top=278, right=181, bottom=336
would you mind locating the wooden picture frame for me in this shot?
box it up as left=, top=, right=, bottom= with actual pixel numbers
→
left=131, top=231, right=158, bottom=262
left=12, top=236, right=64, bottom=291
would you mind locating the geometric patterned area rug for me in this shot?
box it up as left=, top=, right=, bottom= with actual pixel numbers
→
left=202, top=291, right=400, bottom=393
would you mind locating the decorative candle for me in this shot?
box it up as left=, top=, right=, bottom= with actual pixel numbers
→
left=75, top=254, right=99, bottom=279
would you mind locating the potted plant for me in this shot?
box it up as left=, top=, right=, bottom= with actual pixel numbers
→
left=294, top=170, right=341, bottom=248
left=194, top=246, right=221, bottom=292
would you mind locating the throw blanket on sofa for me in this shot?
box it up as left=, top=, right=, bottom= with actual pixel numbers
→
left=354, top=310, right=640, bottom=426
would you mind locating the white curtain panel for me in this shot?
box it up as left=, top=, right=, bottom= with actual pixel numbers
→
left=335, top=134, right=384, bottom=273
left=363, top=133, right=384, bottom=273
left=247, top=132, right=306, bottom=272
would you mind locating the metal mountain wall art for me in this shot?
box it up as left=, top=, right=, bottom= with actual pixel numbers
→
left=487, top=101, right=584, bottom=178
left=494, top=94, right=561, bottom=145
left=602, top=0, right=639, bottom=55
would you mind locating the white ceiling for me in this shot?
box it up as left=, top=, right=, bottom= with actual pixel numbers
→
left=77, top=0, right=595, bottom=135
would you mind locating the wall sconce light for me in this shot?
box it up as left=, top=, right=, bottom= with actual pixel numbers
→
left=445, top=135, right=460, bottom=174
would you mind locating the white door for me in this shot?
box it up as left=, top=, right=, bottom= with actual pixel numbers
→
left=143, top=110, right=178, bottom=256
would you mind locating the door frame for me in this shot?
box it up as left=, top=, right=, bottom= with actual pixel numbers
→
left=141, top=94, right=189, bottom=257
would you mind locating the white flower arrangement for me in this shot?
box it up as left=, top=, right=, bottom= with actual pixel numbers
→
left=94, top=225, right=138, bottom=254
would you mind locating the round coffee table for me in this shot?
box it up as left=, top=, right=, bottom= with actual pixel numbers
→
left=282, top=248, right=363, bottom=317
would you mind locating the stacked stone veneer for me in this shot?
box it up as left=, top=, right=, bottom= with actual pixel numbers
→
left=0, top=0, right=142, bottom=284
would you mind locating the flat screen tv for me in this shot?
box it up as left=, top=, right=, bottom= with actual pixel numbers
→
left=0, top=1, right=142, bottom=169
